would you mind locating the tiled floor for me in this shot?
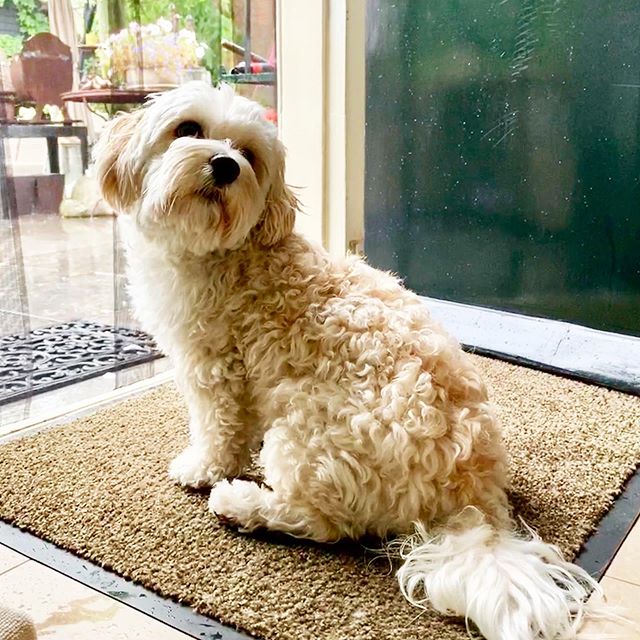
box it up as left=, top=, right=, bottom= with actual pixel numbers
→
left=582, top=521, right=640, bottom=638
left=0, top=519, right=638, bottom=638
left=1, top=213, right=120, bottom=333
left=0, top=546, right=191, bottom=639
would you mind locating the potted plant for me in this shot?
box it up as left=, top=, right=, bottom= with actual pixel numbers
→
left=97, top=16, right=209, bottom=89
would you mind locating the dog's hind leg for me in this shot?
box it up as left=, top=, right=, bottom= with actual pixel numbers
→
left=208, top=479, right=338, bottom=542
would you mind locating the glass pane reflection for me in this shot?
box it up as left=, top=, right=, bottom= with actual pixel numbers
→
left=365, top=1, right=640, bottom=336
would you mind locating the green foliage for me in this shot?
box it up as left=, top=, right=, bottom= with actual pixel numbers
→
left=0, top=33, right=22, bottom=57
left=0, top=0, right=49, bottom=38
left=126, top=0, right=220, bottom=77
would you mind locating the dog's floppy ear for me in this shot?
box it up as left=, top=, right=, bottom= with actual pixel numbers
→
left=93, top=110, right=143, bottom=213
left=254, top=143, right=298, bottom=246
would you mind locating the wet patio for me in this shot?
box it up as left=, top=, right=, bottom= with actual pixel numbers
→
left=0, top=211, right=169, bottom=430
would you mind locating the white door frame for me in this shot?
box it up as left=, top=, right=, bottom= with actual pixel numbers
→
left=276, top=0, right=365, bottom=256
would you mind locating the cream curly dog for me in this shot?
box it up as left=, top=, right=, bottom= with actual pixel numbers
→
left=94, top=82, right=604, bottom=640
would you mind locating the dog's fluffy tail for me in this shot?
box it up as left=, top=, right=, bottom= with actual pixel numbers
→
left=395, top=508, right=607, bottom=640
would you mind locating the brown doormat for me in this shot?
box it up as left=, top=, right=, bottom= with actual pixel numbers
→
left=0, top=356, right=638, bottom=640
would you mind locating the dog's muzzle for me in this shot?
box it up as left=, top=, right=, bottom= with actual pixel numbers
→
left=209, top=155, right=240, bottom=187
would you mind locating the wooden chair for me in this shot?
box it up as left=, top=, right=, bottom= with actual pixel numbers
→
left=10, top=32, right=74, bottom=122
left=0, top=33, right=88, bottom=218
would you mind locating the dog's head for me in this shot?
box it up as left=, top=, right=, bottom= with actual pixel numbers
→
left=93, top=82, right=297, bottom=254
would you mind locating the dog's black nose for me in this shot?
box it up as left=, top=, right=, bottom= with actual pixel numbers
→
left=209, top=155, right=240, bottom=187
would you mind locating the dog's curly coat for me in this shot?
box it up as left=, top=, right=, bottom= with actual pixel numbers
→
left=94, top=82, right=603, bottom=640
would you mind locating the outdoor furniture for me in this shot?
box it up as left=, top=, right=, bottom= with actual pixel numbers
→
left=0, top=33, right=89, bottom=218
left=62, top=87, right=172, bottom=122
left=220, top=0, right=276, bottom=87
left=0, top=92, right=15, bottom=121
left=10, top=33, right=74, bottom=122
left=61, top=87, right=159, bottom=106
left=0, top=123, right=88, bottom=174
left=0, top=122, right=88, bottom=218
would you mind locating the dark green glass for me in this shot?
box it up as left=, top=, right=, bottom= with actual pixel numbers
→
left=365, top=0, right=640, bottom=336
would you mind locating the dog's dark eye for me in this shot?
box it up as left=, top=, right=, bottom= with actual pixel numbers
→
left=240, top=148, right=256, bottom=166
left=175, top=121, right=203, bottom=138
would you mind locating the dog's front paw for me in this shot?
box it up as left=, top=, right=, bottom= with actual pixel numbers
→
left=168, top=446, right=224, bottom=488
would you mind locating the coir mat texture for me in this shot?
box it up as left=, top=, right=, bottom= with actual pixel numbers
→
left=0, top=356, right=639, bottom=640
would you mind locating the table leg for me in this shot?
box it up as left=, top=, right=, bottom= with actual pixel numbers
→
left=46, top=136, right=60, bottom=174
left=0, top=135, right=10, bottom=219
left=79, top=132, right=89, bottom=174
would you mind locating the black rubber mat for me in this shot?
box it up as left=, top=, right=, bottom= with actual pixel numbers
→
left=0, top=321, right=162, bottom=405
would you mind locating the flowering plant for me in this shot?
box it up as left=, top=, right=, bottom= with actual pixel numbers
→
left=97, top=17, right=208, bottom=87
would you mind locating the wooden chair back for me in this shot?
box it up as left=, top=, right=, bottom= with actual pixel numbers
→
left=10, top=33, right=73, bottom=116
